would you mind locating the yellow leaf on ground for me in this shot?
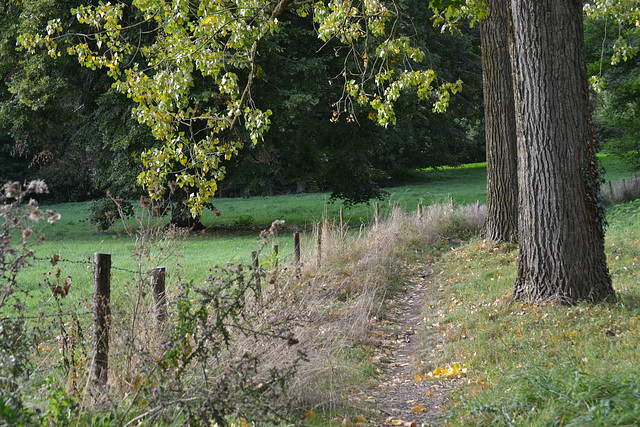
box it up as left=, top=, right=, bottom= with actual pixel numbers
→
left=389, top=420, right=403, bottom=426
left=414, top=374, right=422, bottom=382
left=427, top=390, right=435, bottom=396
left=411, top=405, right=425, bottom=412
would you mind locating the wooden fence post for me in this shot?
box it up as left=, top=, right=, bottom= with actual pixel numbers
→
left=92, top=253, right=111, bottom=386
left=316, top=223, right=322, bottom=268
left=417, top=202, right=423, bottom=219
left=251, top=251, right=261, bottom=296
left=608, top=180, right=613, bottom=198
left=374, top=202, right=380, bottom=226
left=151, top=267, right=167, bottom=325
left=294, top=232, right=301, bottom=270
left=340, top=206, right=345, bottom=239
left=271, top=244, right=279, bottom=293
left=272, top=244, right=279, bottom=268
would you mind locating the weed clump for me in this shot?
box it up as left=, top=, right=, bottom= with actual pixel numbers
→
left=0, top=180, right=59, bottom=424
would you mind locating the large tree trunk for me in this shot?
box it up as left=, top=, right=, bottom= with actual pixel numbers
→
left=510, top=0, right=614, bottom=303
left=481, top=0, right=518, bottom=243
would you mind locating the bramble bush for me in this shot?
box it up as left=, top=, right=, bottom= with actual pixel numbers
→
left=0, top=180, right=60, bottom=424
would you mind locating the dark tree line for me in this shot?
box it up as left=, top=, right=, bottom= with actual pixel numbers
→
left=0, top=0, right=484, bottom=206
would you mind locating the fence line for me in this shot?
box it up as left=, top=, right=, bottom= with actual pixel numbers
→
left=0, top=310, right=93, bottom=322
left=8, top=205, right=392, bottom=386
left=32, top=254, right=140, bottom=275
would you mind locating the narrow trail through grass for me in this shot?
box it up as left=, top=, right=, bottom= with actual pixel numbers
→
left=371, top=261, right=454, bottom=426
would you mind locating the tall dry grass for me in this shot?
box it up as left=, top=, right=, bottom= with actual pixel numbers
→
left=602, top=177, right=640, bottom=204
left=22, top=199, right=486, bottom=425
left=258, top=201, right=487, bottom=418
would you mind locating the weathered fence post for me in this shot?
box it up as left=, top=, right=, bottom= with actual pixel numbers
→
left=92, top=253, right=111, bottom=386
left=316, top=223, right=322, bottom=268
left=417, top=202, right=423, bottom=219
left=608, top=180, right=613, bottom=198
left=151, top=267, right=167, bottom=325
left=251, top=251, right=261, bottom=296
left=374, top=202, right=380, bottom=226
left=272, top=244, right=279, bottom=268
left=271, top=244, right=279, bottom=293
left=294, top=232, right=301, bottom=273
left=340, top=206, right=345, bottom=239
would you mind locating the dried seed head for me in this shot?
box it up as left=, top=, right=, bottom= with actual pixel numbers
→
left=45, top=210, right=61, bottom=224
left=139, top=196, right=151, bottom=207
left=269, top=219, right=285, bottom=233
left=29, top=209, right=42, bottom=222
left=22, top=228, right=33, bottom=240
left=3, top=182, right=22, bottom=200
left=25, top=179, right=48, bottom=194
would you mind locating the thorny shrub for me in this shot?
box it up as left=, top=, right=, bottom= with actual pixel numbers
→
left=0, top=180, right=59, bottom=424
left=131, top=263, right=306, bottom=425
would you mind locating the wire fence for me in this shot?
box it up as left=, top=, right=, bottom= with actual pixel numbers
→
left=32, top=254, right=139, bottom=275
left=1, top=227, right=337, bottom=385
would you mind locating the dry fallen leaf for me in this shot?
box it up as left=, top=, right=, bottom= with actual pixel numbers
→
left=50, top=254, right=60, bottom=266
left=410, top=404, right=426, bottom=412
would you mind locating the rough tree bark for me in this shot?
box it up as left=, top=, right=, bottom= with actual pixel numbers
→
left=481, top=0, right=518, bottom=243
left=510, top=0, right=614, bottom=303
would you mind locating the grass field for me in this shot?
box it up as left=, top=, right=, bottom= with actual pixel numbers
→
left=27, top=154, right=634, bottom=282
left=4, top=153, right=640, bottom=426
left=17, top=154, right=638, bottom=335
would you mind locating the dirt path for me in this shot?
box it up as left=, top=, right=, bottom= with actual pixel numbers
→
left=371, top=262, right=455, bottom=427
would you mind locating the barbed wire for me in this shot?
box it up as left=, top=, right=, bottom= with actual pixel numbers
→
left=1, top=300, right=176, bottom=323
left=31, top=255, right=144, bottom=275
left=33, top=255, right=91, bottom=265
left=112, top=265, right=141, bottom=274
left=1, top=310, right=93, bottom=322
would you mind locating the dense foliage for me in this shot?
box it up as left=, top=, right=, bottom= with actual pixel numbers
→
left=3, top=0, right=638, bottom=208
left=585, top=5, right=640, bottom=168
left=2, top=0, right=483, bottom=210
left=222, top=2, right=484, bottom=202
left=0, top=0, right=155, bottom=202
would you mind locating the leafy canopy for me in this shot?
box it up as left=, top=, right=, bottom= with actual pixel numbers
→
left=20, top=0, right=462, bottom=215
